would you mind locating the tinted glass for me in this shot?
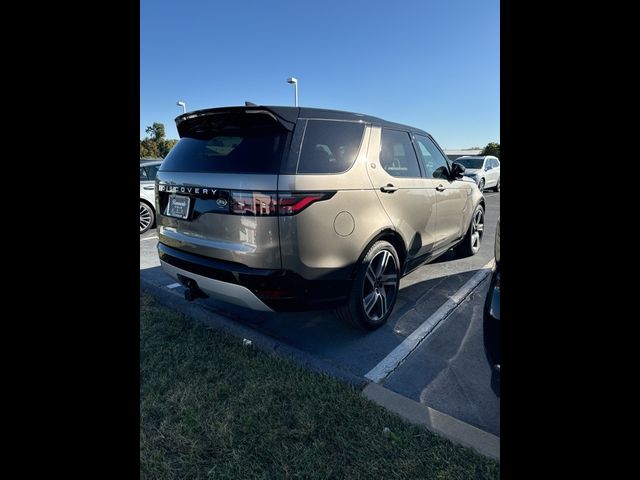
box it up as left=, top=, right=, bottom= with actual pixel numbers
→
left=414, top=135, right=450, bottom=179
left=297, top=120, right=365, bottom=174
left=380, top=129, right=421, bottom=178
left=161, top=119, right=289, bottom=174
left=140, top=167, right=149, bottom=181
left=453, top=157, right=484, bottom=169
left=492, top=158, right=500, bottom=168
left=145, top=164, right=160, bottom=180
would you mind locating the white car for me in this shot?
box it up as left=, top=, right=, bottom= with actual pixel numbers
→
left=140, top=159, right=162, bottom=234
left=453, top=155, right=500, bottom=193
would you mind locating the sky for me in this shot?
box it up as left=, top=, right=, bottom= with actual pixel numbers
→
left=141, top=0, right=499, bottom=149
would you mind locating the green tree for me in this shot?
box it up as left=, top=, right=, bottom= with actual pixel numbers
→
left=140, top=122, right=178, bottom=159
left=482, top=142, right=500, bottom=158
left=140, top=138, right=160, bottom=158
left=159, top=139, right=178, bottom=158
left=146, top=123, right=166, bottom=142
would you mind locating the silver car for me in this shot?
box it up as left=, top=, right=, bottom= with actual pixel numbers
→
left=155, top=106, right=485, bottom=329
left=140, top=159, right=162, bottom=234
left=453, top=156, right=500, bottom=192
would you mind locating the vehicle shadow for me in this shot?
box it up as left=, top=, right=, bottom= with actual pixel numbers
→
left=140, top=264, right=492, bottom=379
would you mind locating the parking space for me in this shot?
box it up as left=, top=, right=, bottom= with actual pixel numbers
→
left=383, top=277, right=500, bottom=436
left=141, top=192, right=500, bottom=435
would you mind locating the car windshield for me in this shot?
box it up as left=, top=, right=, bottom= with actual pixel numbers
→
left=454, top=158, right=484, bottom=169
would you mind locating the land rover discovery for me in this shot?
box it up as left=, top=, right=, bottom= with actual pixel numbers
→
left=156, top=106, right=485, bottom=329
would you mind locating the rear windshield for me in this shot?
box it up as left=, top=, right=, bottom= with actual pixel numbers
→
left=454, top=157, right=484, bottom=169
left=161, top=115, right=290, bottom=174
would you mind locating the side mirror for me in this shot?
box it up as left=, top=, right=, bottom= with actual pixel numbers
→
left=451, top=163, right=465, bottom=179
left=485, top=165, right=491, bottom=171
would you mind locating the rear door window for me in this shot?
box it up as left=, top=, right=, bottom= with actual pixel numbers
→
left=140, top=167, right=149, bottom=181
left=296, top=120, right=365, bottom=174
left=380, top=129, right=422, bottom=178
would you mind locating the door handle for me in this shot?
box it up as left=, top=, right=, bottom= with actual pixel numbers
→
left=380, top=184, right=398, bottom=193
left=435, top=185, right=446, bottom=192
left=143, top=185, right=155, bottom=190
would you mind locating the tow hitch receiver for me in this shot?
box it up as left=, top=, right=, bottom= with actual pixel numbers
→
left=176, top=274, right=208, bottom=301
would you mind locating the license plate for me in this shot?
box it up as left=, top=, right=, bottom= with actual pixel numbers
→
left=166, top=194, right=191, bottom=219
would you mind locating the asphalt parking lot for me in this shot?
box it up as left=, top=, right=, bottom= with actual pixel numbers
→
left=141, top=192, right=500, bottom=438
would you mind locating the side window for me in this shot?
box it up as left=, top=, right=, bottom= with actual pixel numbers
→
left=414, top=135, right=450, bottom=180
left=297, top=120, right=365, bottom=174
left=146, top=164, right=160, bottom=180
left=140, top=167, right=149, bottom=181
left=379, top=129, right=422, bottom=178
left=492, top=158, right=500, bottom=168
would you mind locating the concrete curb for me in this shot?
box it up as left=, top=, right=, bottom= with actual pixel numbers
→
left=141, top=277, right=368, bottom=389
left=362, top=382, right=500, bottom=461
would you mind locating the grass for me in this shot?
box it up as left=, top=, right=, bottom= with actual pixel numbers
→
left=140, top=292, right=500, bottom=479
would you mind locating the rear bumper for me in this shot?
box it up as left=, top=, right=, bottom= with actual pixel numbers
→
left=160, top=259, right=275, bottom=311
left=157, top=243, right=351, bottom=311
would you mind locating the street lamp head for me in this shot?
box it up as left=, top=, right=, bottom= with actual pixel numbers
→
left=176, top=101, right=185, bottom=107
left=287, top=77, right=297, bottom=85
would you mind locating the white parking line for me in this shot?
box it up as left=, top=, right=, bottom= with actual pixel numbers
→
left=140, top=236, right=158, bottom=241
left=166, top=283, right=182, bottom=289
left=365, top=259, right=495, bottom=384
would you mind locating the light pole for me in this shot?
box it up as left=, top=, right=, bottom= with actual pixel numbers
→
left=176, top=101, right=186, bottom=114
left=287, top=77, right=298, bottom=106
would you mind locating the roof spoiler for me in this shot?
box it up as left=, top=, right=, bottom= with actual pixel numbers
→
left=175, top=106, right=298, bottom=137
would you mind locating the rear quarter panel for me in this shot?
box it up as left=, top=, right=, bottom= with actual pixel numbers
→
left=278, top=126, right=396, bottom=280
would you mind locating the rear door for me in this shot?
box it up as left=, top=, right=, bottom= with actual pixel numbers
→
left=156, top=110, right=293, bottom=270
left=413, top=135, right=472, bottom=249
left=140, top=166, right=155, bottom=204
left=366, top=127, right=437, bottom=258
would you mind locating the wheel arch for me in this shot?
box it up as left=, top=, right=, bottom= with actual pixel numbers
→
left=352, top=228, right=408, bottom=278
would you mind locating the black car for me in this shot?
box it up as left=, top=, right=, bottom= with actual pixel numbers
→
left=483, top=217, right=500, bottom=382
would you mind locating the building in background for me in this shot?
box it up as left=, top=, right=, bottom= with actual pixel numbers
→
left=443, top=149, right=483, bottom=162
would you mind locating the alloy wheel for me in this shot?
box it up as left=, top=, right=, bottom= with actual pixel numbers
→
left=471, top=208, right=484, bottom=252
left=140, top=203, right=152, bottom=233
left=362, top=250, right=398, bottom=321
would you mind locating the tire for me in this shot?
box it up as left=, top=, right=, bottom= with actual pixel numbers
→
left=140, top=201, right=155, bottom=234
left=478, top=178, right=485, bottom=193
left=455, top=204, right=485, bottom=257
left=493, top=177, right=500, bottom=192
left=337, top=241, right=400, bottom=330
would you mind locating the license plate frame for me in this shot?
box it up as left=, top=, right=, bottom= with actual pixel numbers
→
left=166, top=194, right=191, bottom=220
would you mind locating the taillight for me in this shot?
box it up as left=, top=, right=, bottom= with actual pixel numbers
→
left=219, top=191, right=335, bottom=216
left=277, top=192, right=335, bottom=215
left=229, top=191, right=278, bottom=216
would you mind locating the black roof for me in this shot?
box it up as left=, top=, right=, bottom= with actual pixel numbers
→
left=175, top=105, right=430, bottom=138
